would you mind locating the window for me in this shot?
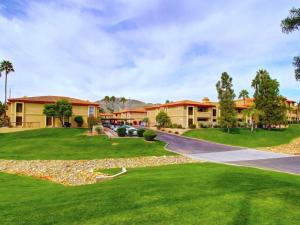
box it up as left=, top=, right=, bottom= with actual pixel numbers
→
left=16, top=103, right=23, bottom=113
left=197, top=117, right=209, bottom=122
left=88, top=106, right=95, bottom=116
left=188, top=107, right=193, bottom=115
left=16, top=116, right=22, bottom=126
left=198, top=107, right=208, bottom=112
left=213, top=109, right=217, bottom=117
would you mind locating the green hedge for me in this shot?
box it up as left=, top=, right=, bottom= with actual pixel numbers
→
left=143, top=130, right=157, bottom=141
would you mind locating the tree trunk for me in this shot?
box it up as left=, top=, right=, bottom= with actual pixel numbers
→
left=227, top=125, right=230, bottom=133
left=4, top=72, right=7, bottom=119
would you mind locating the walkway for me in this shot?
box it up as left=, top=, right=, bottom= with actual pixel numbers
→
left=157, top=132, right=300, bottom=175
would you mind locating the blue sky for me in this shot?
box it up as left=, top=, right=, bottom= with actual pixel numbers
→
left=0, top=0, right=299, bottom=103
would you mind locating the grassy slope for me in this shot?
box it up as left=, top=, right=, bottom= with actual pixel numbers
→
left=0, top=128, right=174, bottom=160
left=183, top=125, right=300, bottom=148
left=1, top=163, right=300, bottom=224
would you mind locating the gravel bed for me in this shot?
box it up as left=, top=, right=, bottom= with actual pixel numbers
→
left=0, top=156, right=197, bottom=186
left=262, top=138, right=300, bottom=155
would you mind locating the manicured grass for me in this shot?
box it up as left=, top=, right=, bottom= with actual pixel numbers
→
left=1, top=163, right=300, bottom=224
left=97, top=168, right=122, bottom=175
left=184, top=124, right=300, bottom=148
left=0, top=128, right=174, bottom=160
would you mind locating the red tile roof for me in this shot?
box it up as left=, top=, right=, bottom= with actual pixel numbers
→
left=115, top=108, right=147, bottom=114
left=145, top=100, right=215, bottom=110
left=8, top=96, right=99, bottom=106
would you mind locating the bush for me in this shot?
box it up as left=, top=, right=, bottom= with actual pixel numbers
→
left=137, top=128, right=146, bottom=137
left=168, top=130, right=172, bottom=133
left=117, top=127, right=126, bottom=137
left=156, top=111, right=171, bottom=128
left=177, top=124, right=183, bottom=129
left=189, top=124, right=196, bottom=129
left=174, top=131, right=179, bottom=134
left=143, top=130, right=157, bottom=141
left=87, top=116, right=98, bottom=132
left=74, top=116, right=84, bottom=127
left=199, top=122, right=208, bottom=128
left=95, top=126, right=102, bottom=134
left=128, top=129, right=134, bottom=137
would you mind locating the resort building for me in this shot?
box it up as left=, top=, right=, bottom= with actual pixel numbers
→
left=113, top=108, right=147, bottom=125
left=285, top=99, right=299, bottom=122
left=145, top=98, right=218, bottom=128
left=7, top=96, right=99, bottom=128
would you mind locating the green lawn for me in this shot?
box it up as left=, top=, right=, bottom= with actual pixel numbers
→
left=0, top=128, right=174, bottom=160
left=183, top=124, right=300, bottom=148
left=1, top=163, right=300, bottom=224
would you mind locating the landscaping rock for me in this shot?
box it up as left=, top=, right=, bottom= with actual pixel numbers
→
left=0, top=156, right=197, bottom=186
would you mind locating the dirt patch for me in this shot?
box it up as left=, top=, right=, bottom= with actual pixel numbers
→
left=262, top=138, right=300, bottom=155
left=0, top=156, right=197, bottom=186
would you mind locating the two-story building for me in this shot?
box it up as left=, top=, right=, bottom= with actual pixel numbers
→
left=7, top=96, right=99, bottom=128
left=113, top=108, right=147, bottom=125
left=145, top=98, right=218, bottom=128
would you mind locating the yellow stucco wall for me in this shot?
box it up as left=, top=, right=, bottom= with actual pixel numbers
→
left=7, top=102, right=98, bottom=128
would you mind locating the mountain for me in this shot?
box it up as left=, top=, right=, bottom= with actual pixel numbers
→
left=95, top=97, right=154, bottom=112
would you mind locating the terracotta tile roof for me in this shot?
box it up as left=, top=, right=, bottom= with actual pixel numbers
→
left=99, top=113, right=114, bottom=116
left=145, top=100, right=216, bottom=110
left=8, top=96, right=99, bottom=106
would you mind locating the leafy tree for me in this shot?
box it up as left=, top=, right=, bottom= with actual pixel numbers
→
left=0, top=101, right=5, bottom=117
left=251, top=69, right=286, bottom=129
left=281, top=8, right=300, bottom=80
left=155, top=111, right=171, bottom=128
left=98, top=108, right=105, bottom=113
left=216, top=72, right=237, bottom=133
left=0, top=60, right=14, bottom=119
left=242, top=104, right=264, bottom=132
left=165, top=100, right=170, bottom=103
left=297, top=102, right=300, bottom=123
left=238, top=89, right=249, bottom=105
left=43, top=100, right=72, bottom=127
left=43, top=104, right=57, bottom=126
left=142, top=117, right=149, bottom=126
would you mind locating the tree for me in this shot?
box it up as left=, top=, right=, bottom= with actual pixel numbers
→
left=43, top=100, right=72, bottom=127
left=43, top=104, right=57, bottom=126
left=216, top=72, right=237, bottom=133
left=165, top=100, right=170, bottom=103
left=120, top=97, right=127, bottom=107
left=0, top=60, right=14, bottom=118
left=103, top=96, right=110, bottom=108
left=142, top=117, right=149, bottom=127
left=242, top=104, right=264, bottom=132
left=297, top=102, right=300, bottom=123
left=281, top=8, right=300, bottom=80
left=110, top=96, right=116, bottom=111
left=155, top=111, right=171, bottom=128
left=238, top=89, right=249, bottom=105
left=251, top=69, right=286, bottom=129
left=0, top=101, right=5, bottom=117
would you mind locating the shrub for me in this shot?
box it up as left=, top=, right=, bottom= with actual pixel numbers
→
left=117, top=127, right=126, bottom=137
left=143, top=130, right=157, bottom=141
left=95, top=126, right=102, bottom=134
left=128, top=129, right=134, bottom=137
left=189, top=124, right=196, bottom=129
left=199, top=122, right=208, bottom=128
left=87, top=116, right=98, bottom=132
left=74, top=116, right=84, bottom=127
left=238, top=122, right=247, bottom=128
left=155, top=111, right=171, bottom=128
left=168, top=130, right=172, bottom=133
left=174, top=131, right=179, bottom=134
left=177, top=124, right=183, bottom=129
left=137, top=128, right=146, bottom=137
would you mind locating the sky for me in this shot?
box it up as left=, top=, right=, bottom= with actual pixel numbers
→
left=0, top=0, right=299, bottom=103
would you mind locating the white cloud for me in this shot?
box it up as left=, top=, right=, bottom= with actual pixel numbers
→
left=0, top=0, right=299, bottom=103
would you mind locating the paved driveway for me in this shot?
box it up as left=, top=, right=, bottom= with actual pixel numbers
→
left=157, top=132, right=300, bottom=175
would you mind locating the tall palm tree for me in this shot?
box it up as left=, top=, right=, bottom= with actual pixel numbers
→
left=120, top=97, right=127, bottom=107
left=238, top=89, right=249, bottom=105
left=103, top=96, right=110, bottom=109
left=110, top=96, right=116, bottom=111
left=0, top=60, right=15, bottom=112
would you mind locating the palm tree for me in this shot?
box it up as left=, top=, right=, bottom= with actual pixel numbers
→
left=242, top=105, right=264, bottom=132
left=120, top=97, right=127, bottom=107
left=103, top=96, right=110, bottom=109
left=238, top=89, right=249, bottom=105
left=110, top=96, right=116, bottom=111
left=0, top=60, right=15, bottom=117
